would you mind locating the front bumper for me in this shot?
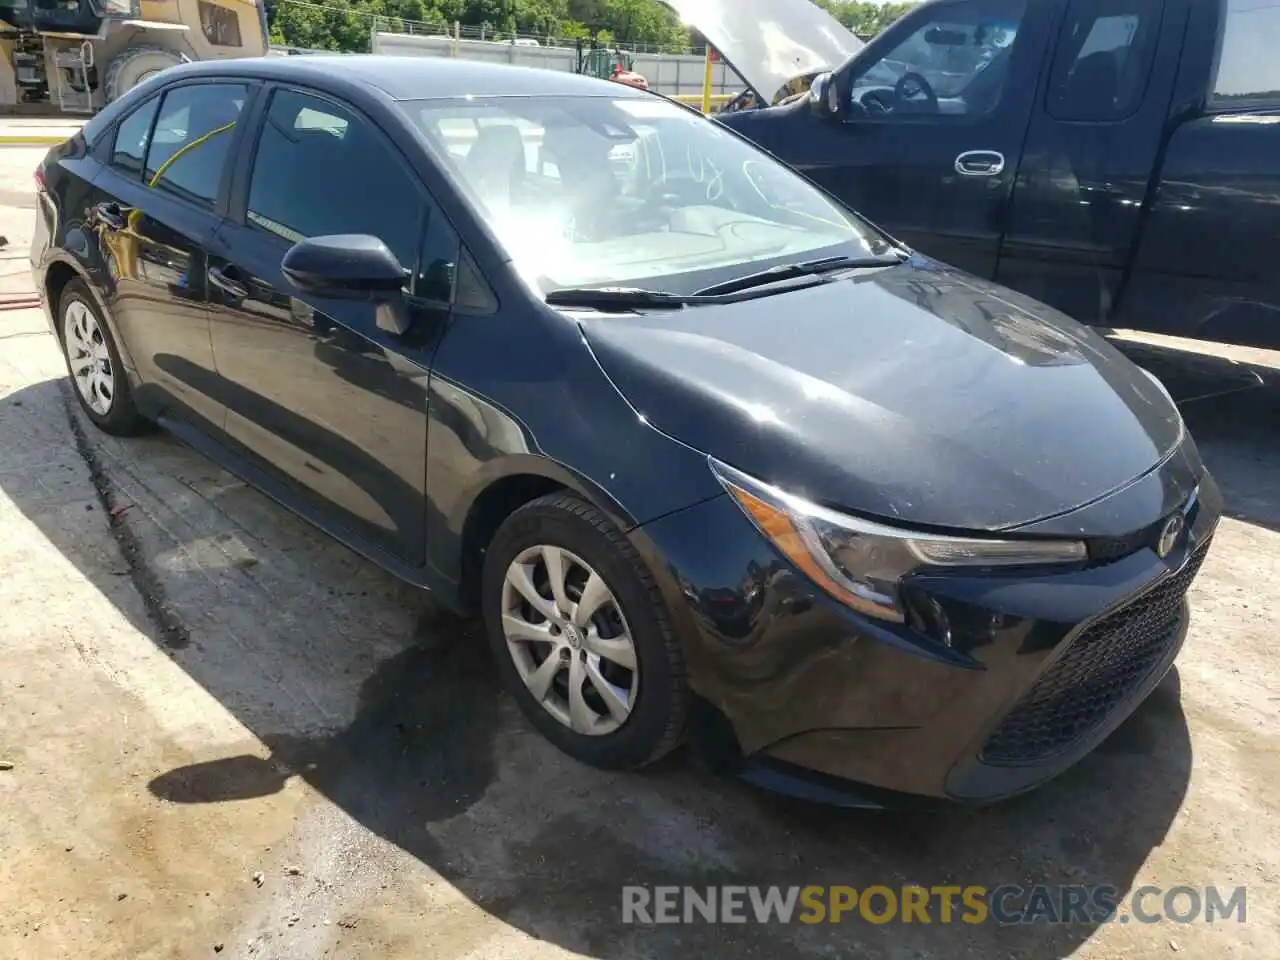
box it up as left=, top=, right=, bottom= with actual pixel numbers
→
left=633, top=464, right=1221, bottom=804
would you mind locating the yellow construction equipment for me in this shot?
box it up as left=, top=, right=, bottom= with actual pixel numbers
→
left=1, top=0, right=266, bottom=114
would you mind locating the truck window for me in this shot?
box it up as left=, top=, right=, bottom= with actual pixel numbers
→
left=198, top=0, right=243, bottom=48
left=1047, top=0, right=1163, bottom=122
left=846, top=0, right=1026, bottom=119
left=1212, top=0, right=1280, bottom=106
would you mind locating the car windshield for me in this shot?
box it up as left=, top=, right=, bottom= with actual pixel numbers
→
left=400, top=95, right=896, bottom=297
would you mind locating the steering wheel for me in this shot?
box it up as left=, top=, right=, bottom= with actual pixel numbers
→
left=861, top=90, right=894, bottom=115
left=895, top=71, right=939, bottom=113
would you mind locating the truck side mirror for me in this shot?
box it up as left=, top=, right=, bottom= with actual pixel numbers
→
left=809, top=72, right=841, bottom=120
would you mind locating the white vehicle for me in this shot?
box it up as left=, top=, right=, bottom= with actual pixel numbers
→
left=661, top=0, right=864, bottom=107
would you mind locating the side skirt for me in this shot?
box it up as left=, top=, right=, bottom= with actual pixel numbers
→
left=158, top=414, right=465, bottom=612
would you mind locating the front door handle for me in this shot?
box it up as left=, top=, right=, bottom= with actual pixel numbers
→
left=93, top=201, right=126, bottom=230
left=208, top=265, right=248, bottom=300
left=954, top=150, right=1005, bottom=177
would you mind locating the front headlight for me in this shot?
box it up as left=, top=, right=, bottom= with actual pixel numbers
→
left=710, top=459, right=1087, bottom=624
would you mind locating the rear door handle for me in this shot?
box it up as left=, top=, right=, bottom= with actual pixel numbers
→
left=93, top=201, right=126, bottom=230
left=954, top=150, right=1005, bottom=177
left=208, top=265, right=248, bottom=300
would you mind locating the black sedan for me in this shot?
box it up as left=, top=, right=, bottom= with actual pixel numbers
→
left=30, top=54, right=1219, bottom=804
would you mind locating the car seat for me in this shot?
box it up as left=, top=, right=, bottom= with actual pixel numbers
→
left=462, top=124, right=527, bottom=209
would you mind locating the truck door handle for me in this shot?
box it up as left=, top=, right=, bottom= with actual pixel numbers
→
left=92, top=201, right=126, bottom=230
left=208, top=265, right=248, bottom=300
left=954, top=150, right=1005, bottom=177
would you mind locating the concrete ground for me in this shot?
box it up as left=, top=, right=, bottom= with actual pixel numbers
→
left=1, top=135, right=1277, bottom=960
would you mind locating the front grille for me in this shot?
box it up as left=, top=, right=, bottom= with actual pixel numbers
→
left=981, top=535, right=1213, bottom=766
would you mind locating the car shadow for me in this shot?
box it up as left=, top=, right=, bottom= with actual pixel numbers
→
left=0, top=373, right=1213, bottom=958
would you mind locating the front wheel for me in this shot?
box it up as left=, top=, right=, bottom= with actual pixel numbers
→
left=482, top=493, right=689, bottom=769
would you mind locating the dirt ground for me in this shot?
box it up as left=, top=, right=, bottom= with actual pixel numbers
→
left=1, top=137, right=1277, bottom=960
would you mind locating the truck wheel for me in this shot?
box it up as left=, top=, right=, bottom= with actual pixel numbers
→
left=103, top=45, right=184, bottom=103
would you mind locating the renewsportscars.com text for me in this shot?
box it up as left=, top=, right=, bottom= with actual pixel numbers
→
left=621, top=884, right=1248, bottom=926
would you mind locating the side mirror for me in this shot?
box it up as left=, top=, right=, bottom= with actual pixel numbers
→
left=282, top=234, right=413, bottom=335
left=808, top=71, right=841, bottom=120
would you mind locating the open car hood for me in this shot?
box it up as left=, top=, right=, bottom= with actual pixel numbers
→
left=661, top=0, right=863, bottom=105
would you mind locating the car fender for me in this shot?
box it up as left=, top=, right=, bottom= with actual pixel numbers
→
left=40, top=247, right=139, bottom=378
left=460, top=451, right=641, bottom=535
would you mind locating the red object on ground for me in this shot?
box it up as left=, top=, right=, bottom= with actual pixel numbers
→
left=0, top=296, right=42, bottom=312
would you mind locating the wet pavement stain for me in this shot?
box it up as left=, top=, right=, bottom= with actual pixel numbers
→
left=62, top=382, right=192, bottom=651
left=151, top=617, right=504, bottom=834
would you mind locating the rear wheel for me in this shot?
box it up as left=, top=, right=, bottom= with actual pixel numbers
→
left=59, top=280, right=149, bottom=436
left=482, top=493, right=688, bottom=769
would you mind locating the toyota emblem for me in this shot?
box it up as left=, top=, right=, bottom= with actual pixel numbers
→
left=1157, top=512, right=1185, bottom=559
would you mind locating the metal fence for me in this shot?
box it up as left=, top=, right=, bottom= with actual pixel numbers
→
left=372, top=17, right=701, bottom=56
left=368, top=31, right=744, bottom=100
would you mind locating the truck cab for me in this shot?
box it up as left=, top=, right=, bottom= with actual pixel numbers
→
left=681, top=0, right=1280, bottom=349
left=0, top=0, right=132, bottom=34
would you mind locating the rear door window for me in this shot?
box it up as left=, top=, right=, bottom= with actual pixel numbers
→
left=1046, top=0, right=1163, bottom=121
left=144, top=83, right=248, bottom=206
left=1211, top=0, right=1280, bottom=107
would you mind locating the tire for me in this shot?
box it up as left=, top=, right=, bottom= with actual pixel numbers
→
left=482, top=493, right=689, bottom=769
left=103, top=44, right=184, bottom=103
left=58, top=280, right=150, bottom=436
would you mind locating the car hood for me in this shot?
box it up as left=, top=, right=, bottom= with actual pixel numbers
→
left=579, top=258, right=1186, bottom=532
left=660, top=0, right=863, bottom=105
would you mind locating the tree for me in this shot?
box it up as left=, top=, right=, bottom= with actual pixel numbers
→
left=514, top=0, right=570, bottom=35
left=813, top=0, right=918, bottom=37
left=265, top=0, right=914, bottom=56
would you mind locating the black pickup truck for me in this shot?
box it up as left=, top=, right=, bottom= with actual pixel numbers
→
left=670, top=0, right=1280, bottom=349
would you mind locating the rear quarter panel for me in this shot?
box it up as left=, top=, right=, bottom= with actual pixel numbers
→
left=32, top=136, right=119, bottom=350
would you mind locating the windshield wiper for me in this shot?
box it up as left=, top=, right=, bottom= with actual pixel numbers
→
left=544, top=251, right=910, bottom=311
left=694, top=252, right=908, bottom=298
left=545, top=287, right=693, bottom=311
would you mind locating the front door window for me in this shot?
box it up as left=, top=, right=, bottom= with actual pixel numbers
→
left=847, top=0, right=1027, bottom=119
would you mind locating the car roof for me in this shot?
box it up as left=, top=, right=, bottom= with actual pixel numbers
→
left=163, top=54, right=652, bottom=101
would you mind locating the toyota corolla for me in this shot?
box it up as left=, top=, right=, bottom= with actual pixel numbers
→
left=30, top=55, right=1219, bottom=804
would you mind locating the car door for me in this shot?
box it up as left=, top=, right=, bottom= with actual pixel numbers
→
left=206, top=86, right=456, bottom=568
left=88, top=79, right=252, bottom=433
left=998, top=0, right=1186, bottom=326
left=1119, top=0, right=1280, bottom=347
left=791, top=0, right=1054, bottom=277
